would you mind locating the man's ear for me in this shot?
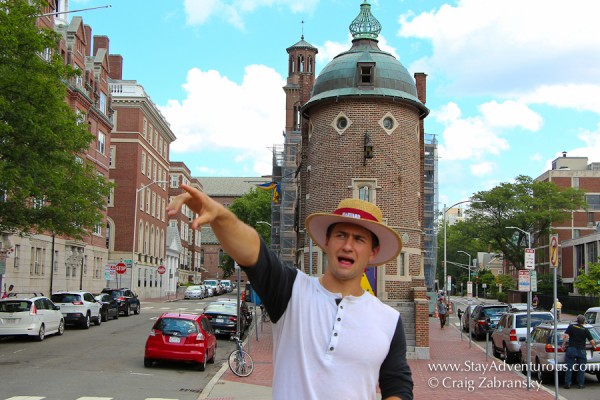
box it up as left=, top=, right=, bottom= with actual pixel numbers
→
left=368, top=246, right=380, bottom=263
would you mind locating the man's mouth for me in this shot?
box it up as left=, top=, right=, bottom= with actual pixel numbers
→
left=338, top=256, right=354, bottom=266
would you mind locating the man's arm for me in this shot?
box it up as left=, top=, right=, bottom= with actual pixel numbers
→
left=167, top=184, right=260, bottom=267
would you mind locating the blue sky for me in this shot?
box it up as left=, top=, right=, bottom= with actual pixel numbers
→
left=69, top=0, right=600, bottom=207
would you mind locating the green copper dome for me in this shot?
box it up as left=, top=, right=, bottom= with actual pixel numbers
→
left=304, top=1, right=428, bottom=116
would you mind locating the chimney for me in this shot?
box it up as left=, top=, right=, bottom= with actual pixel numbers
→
left=414, top=72, right=427, bottom=105
left=84, top=25, right=92, bottom=56
left=562, top=151, right=567, bottom=157
left=108, top=54, right=123, bottom=80
left=93, top=35, right=110, bottom=56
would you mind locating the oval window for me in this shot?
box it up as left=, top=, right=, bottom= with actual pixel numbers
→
left=337, top=117, right=348, bottom=130
left=383, top=117, right=394, bottom=130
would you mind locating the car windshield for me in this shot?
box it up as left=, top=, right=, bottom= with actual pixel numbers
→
left=204, top=280, right=217, bottom=287
left=516, top=314, right=553, bottom=328
left=0, top=301, right=31, bottom=312
left=483, top=307, right=508, bottom=318
left=153, top=318, right=198, bottom=337
left=204, top=304, right=236, bottom=315
left=108, top=291, right=124, bottom=299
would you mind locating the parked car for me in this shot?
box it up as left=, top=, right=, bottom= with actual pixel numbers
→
left=101, top=288, right=140, bottom=316
left=203, top=280, right=220, bottom=296
left=214, top=298, right=253, bottom=326
left=144, top=312, right=217, bottom=371
left=220, top=280, right=233, bottom=293
left=94, top=293, right=119, bottom=321
left=491, top=311, right=553, bottom=363
left=470, top=303, right=510, bottom=340
left=458, top=304, right=475, bottom=332
left=6, top=291, right=45, bottom=298
left=0, top=296, right=65, bottom=341
left=184, top=285, right=205, bottom=300
left=50, top=291, right=102, bottom=328
left=584, top=306, right=600, bottom=330
left=508, top=303, right=529, bottom=312
left=203, top=301, right=247, bottom=337
left=521, top=321, right=600, bottom=383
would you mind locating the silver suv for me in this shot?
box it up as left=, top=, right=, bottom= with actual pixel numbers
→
left=491, top=310, right=553, bottom=363
left=50, top=291, right=102, bottom=329
left=521, top=321, right=600, bottom=383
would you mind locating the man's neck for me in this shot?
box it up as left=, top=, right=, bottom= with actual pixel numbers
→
left=319, top=275, right=364, bottom=297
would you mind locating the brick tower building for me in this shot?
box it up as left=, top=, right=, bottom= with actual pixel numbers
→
left=296, top=2, right=430, bottom=358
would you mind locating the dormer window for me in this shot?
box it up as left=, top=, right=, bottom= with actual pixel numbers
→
left=358, top=62, right=375, bottom=87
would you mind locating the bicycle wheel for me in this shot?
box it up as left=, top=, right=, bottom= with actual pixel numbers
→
left=228, top=349, right=254, bottom=377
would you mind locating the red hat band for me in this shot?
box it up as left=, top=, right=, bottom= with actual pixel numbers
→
left=332, top=207, right=378, bottom=222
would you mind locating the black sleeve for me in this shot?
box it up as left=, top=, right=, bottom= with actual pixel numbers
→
left=239, top=237, right=298, bottom=323
left=379, top=315, right=413, bottom=400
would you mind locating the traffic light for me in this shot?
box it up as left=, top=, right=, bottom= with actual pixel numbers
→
left=475, top=275, right=479, bottom=284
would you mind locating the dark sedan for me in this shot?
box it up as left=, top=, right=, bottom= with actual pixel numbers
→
left=95, top=293, right=119, bottom=321
left=203, top=302, right=246, bottom=338
left=101, top=288, right=140, bottom=316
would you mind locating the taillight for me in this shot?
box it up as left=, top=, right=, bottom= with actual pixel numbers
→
left=478, top=320, right=486, bottom=325
left=118, top=297, right=126, bottom=302
left=196, top=333, right=205, bottom=341
left=72, top=301, right=84, bottom=305
left=29, top=304, right=37, bottom=316
left=229, top=317, right=237, bottom=322
left=205, top=315, right=213, bottom=320
left=545, top=344, right=563, bottom=353
left=509, top=329, right=517, bottom=341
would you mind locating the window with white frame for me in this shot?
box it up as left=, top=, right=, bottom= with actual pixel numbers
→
left=143, top=118, right=147, bottom=139
left=99, top=92, right=107, bottom=115
left=146, top=188, right=151, bottom=213
left=147, top=159, right=151, bottom=177
left=97, top=131, right=106, bottom=154
left=351, top=178, right=378, bottom=203
left=141, top=152, right=146, bottom=174
left=170, top=174, right=179, bottom=188
left=399, top=252, right=406, bottom=276
left=93, top=223, right=102, bottom=236
left=107, top=181, right=115, bottom=207
left=151, top=192, right=156, bottom=217
left=109, top=145, right=116, bottom=168
left=14, top=245, right=20, bottom=269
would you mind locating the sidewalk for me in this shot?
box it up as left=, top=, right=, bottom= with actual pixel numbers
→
left=198, top=313, right=573, bottom=400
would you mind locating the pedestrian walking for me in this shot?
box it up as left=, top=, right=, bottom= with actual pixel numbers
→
left=437, top=297, right=448, bottom=328
left=168, top=186, right=413, bottom=400
left=551, top=298, right=562, bottom=320
left=532, top=294, right=539, bottom=310
left=561, top=314, right=597, bottom=389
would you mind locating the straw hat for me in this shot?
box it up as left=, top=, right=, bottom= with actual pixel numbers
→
left=305, top=198, right=402, bottom=266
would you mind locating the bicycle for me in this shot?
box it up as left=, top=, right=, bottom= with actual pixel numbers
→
left=228, top=335, right=254, bottom=377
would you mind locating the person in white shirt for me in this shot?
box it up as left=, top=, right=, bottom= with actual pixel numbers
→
left=168, top=185, right=413, bottom=400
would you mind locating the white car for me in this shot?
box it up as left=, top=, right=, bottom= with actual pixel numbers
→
left=220, top=280, right=233, bottom=293
left=491, top=311, right=553, bottom=363
left=184, top=285, right=205, bottom=299
left=0, top=296, right=65, bottom=341
left=50, top=291, right=102, bottom=329
left=584, top=306, right=600, bottom=330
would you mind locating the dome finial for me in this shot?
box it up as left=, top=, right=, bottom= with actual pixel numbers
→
left=349, top=1, right=381, bottom=40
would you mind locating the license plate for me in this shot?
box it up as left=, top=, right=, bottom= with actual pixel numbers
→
left=4, top=319, right=18, bottom=324
left=169, top=336, right=181, bottom=343
left=216, top=318, right=225, bottom=323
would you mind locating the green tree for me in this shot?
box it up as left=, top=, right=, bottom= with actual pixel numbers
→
left=468, top=175, right=586, bottom=270
left=535, top=273, right=569, bottom=296
left=0, top=0, right=111, bottom=238
left=219, top=188, right=272, bottom=277
left=574, top=263, right=600, bottom=296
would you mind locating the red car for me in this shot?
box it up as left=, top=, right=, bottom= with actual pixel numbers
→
left=144, top=313, right=217, bottom=371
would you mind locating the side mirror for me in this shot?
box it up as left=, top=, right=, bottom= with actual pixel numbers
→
left=54, top=305, right=61, bottom=310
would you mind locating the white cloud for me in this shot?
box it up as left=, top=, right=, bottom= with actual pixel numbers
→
left=519, top=84, right=600, bottom=114
left=160, top=65, right=286, bottom=175
left=479, top=101, right=543, bottom=131
left=397, top=0, right=600, bottom=95
left=183, top=0, right=319, bottom=29
left=530, top=153, right=543, bottom=162
left=470, top=162, right=494, bottom=177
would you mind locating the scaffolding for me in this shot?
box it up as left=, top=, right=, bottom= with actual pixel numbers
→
left=423, top=134, right=438, bottom=290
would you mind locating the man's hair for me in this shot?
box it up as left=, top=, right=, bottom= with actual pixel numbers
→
left=577, top=314, right=586, bottom=324
left=326, top=223, right=380, bottom=250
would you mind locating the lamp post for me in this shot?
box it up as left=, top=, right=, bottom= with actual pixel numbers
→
left=506, top=225, right=533, bottom=390
left=457, top=250, right=471, bottom=296
left=131, top=180, right=167, bottom=289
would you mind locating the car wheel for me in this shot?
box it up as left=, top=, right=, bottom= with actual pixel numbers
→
left=503, top=344, right=515, bottom=364
left=197, top=353, right=207, bottom=371
left=144, top=358, right=153, bottom=368
left=94, top=311, right=102, bottom=326
left=124, top=304, right=131, bottom=317
left=35, top=324, right=46, bottom=341
left=535, top=359, right=550, bottom=383
left=208, top=346, right=216, bottom=364
left=114, top=309, right=119, bottom=320
left=134, top=303, right=140, bottom=315
left=82, top=313, right=91, bottom=329
left=57, top=319, right=65, bottom=336
left=492, top=342, right=501, bottom=358
left=101, top=309, right=108, bottom=322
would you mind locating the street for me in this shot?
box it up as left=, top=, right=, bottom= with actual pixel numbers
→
left=0, top=295, right=242, bottom=400
left=450, top=296, right=600, bottom=400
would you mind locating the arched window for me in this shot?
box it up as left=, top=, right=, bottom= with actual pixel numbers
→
left=298, top=55, right=304, bottom=72
left=308, top=56, right=313, bottom=73
left=289, top=55, right=295, bottom=73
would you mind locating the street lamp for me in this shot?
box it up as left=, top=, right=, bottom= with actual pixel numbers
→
left=131, top=180, right=167, bottom=289
left=457, top=250, right=472, bottom=295
left=442, top=200, right=484, bottom=295
left=506, top=225, right=533, bottom=389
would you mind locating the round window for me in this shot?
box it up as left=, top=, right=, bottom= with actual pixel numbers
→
left=383, top=117, right=394, bottom=130
left=336, top=117, right=348, bottom=130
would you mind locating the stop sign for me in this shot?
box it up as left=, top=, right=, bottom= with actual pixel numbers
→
left=115, top=262, right=127, bottom=274
left=157, top=265, right=166, bottom=275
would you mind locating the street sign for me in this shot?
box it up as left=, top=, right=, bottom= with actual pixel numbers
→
left=530, top=270, right=537, bottom=292
left=519, top=270, right=531, bottom=292
left=524, top=248, right=535, bottom=269
left=115, top=262, right=127, bottom=274
left=550, top=234, right=559, bottom=268
left=467, top=281, right=473, bottom=297
left=157, top=265, right=166, bottom=275
left=124, top=259, right=133, bottom=268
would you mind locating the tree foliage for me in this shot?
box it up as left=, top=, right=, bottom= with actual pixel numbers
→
left=219, top=188, right=272, bottom=277
left=0, top=0, right=111, bottom=238
left=574, top=263, right=600, bottom=296
left=467, top=175, right=586, bottom=270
